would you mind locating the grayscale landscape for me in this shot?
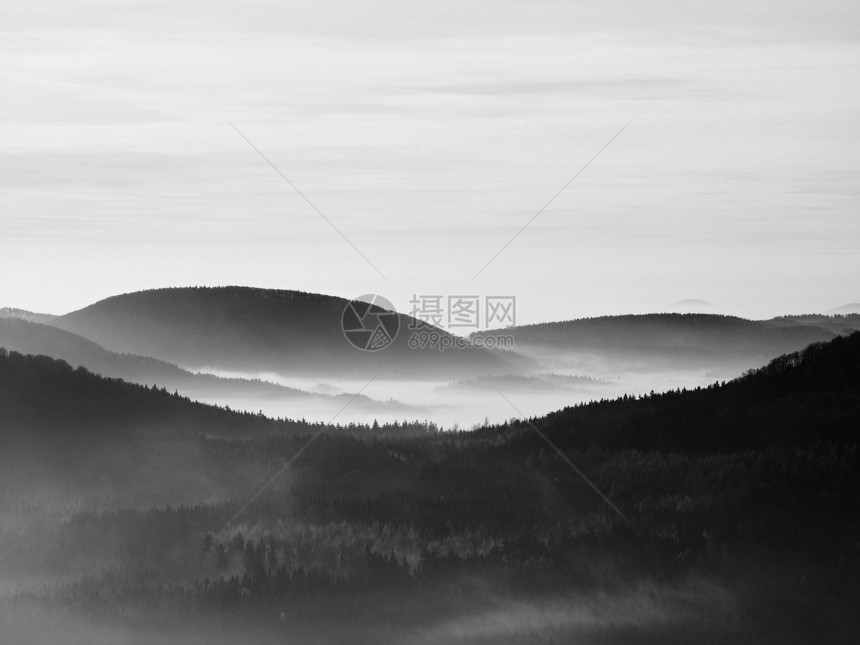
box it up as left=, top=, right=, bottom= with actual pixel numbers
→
left=1, top=1, right=858, bottom=643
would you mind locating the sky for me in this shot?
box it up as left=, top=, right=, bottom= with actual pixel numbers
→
left=1, top=0, right=859, bottom=324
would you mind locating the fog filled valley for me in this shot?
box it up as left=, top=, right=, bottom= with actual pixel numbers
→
left=1, top=288, right=859, bottom=644
left=4, top=287, right=859, bottom=428
left=7, top=0, right=860, bottom=637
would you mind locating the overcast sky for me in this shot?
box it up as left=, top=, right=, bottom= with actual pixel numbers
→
left=1, top=0, right=858, bottom=323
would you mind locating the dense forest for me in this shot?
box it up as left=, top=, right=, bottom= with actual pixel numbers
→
left=0, top=334, right=858, bottom=643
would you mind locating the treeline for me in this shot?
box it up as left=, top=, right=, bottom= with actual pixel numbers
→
left=2, top=334, right=860, bottom=643
left=472, top=312, right=837, bottom=361
left=0, top=348, right=440, bottom=443
left=478, top=332, right=860, bottom=453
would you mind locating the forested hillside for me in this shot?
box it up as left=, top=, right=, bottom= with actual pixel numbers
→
left=0, top=318, right=320, bottom=397
left=490, top=331, right=860, bottom=453
left=1, top=335, right=858, bottom=644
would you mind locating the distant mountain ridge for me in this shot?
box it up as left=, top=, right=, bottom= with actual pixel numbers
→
left=49, top=287, right=529, bottom=379
left=828, top=303, right=860, bottom=315
left=17, top=287, right=860, bottom=381
left=668, top=298, right=715, bottom=312
left=0, top=317, right=317, bottom=400
left=471, top=312, right=843, bottom=369
left=764, top=313, right=860, bottom=335
left=0, top=307, right=56, bottom=324
left=671, top=299, right=713, bottom=306
left=0, top=318, right=416, bottom=415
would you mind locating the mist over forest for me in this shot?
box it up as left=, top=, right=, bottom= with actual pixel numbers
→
left=1, top=289, right=858, bottom=643
left=3, top=0, right=859, bottom=639
left=6, top=288, right=859, bottom=428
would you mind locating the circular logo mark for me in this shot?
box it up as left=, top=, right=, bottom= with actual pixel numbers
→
left=341, top=294, right=400, bottom=352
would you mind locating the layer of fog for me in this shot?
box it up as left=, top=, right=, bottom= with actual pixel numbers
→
left=0, top=578, right=741, bottom=645
left=399, top=579, right=739, bottom=645
left=192, top=353, right=746, bottom=428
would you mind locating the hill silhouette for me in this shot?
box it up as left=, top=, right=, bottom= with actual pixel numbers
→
left=50, top=287, right=530, bottom=378
left=0, top=348, right=301, bottom=444
left=0, top=336, right=857, bottom=643
left=668, top=298, right=715, bottom=312
left=764, top=313, right=860, bottom=335
left=0, top=318, right=412, bottom=415
left=671, top=299, right=713, bottom=307
left=0, top=306, right=56, bottom=324
left=472, top=312, right=839, bottom=370
left=4, top=330, right=856, bottom=464
left=489, top=331, right=860, bottom=454
left=5, top=327, right=856, bottom=454
left=828, top=303, right=860, bottom=315
left=0, top=317, right=301, bottom=395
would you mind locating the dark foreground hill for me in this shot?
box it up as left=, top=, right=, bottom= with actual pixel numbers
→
left=49, top=286, right=530, bottom=378
left=0, top=349, right=434, bottom=507
left=0, top=349, right=435, bottom=448
left=0, top=347, right=298, bottom=442
left=0, top=335, right=858, bottom=644
left=490, top=330, right=860, bottom=454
